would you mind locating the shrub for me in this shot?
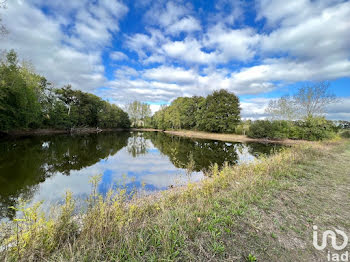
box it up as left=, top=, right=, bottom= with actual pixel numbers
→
left=340, top=130, right=350, bottom=138
left=295, top=117, right=336, bottom=141
left=247, top=120, right=290, bottom=139
left=247, top=117, right=337, bottom=141
left=247, top=120, right=273, bottom=139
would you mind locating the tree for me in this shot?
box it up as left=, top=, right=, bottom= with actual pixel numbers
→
left=170, top=96, right=204, bottom=129
left=125, top=101, right=151, bottom=127
left=152, top=105, right=168, bottom=130
left=294, top=81, right=337, bottom=118
left=0, top=50, right=130, bottom=131
left=265, top=95, right=297, bottom=121
left=0, top=50, right=42, bottom=130
left=196, top=89, right=241, bottom=133
left=266, top=82, right=337, bottom=120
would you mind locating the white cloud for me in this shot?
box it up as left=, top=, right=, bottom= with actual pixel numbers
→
left=255, top=0, right=338, bottom=27
left=1, top=0, right=128, bottom=91
left=120, top=0, right=350, bottom=102
left=143, top=66, right=197, bottom=84
left=240, top=98, right=271, bottom=120
left=162, top=38, right=217, bottom=64
left=166, top=16, right=201, bottom=35
left=125, top=29, right=166, bottom=59
left=143, top=1, right=200, bottom=35
left=260, top=1, right=350, bottom=62
left=114, top=66, right=138, bottom=78
left=326, top=97, right=350, bottom=120
left=204, top=24, right=259, bottom=62
left=110, top=51, right=128, bottom=61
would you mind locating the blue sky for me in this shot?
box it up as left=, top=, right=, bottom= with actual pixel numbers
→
left=1, top=0, right=349, bottom=119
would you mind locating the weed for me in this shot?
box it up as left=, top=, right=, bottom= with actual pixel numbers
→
left=247, top=253, right=257, bottom=261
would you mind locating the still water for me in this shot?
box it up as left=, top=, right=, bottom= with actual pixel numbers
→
left=0, top=131, right=281, bottom=219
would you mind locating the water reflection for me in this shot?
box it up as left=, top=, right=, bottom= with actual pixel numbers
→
left=0, top=131, right=281, bottom=219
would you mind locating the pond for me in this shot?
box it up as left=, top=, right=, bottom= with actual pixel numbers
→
left=0, top=131, right=282, bottom=219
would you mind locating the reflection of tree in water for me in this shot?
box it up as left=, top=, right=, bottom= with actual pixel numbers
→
left=144, top=132, right=240, bottom=172
left=245, top=142, right=283, bottom=158
left=0, top=131, right=282, bottom=219
left=0, top=132, right=130, bottom=219
left=44, top=132, right=130, bottom=175
left=145, top=132, right=282, bottom=173
left=127, top=132, right=149, bottom=157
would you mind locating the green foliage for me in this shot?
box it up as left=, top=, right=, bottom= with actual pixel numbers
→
left=235, top=120, right=251, bottom=135
left=246, top=254, right=257, bottom=262
left=247, top=117, right=337, bottom=141
left=294, top=117, right=337, bottom=141
left=125, top=101, right=152, bottom=127
left=152, top=90, right=240, bottom=133
left=0, top=50, right=43, bottom=130
left=196, top=90, right=241, bottom=133
left=0, top=51, right=130, bottom=131
left=248, top=120, right=289, bottom=139
left=340, top=130, right=350, bottom=138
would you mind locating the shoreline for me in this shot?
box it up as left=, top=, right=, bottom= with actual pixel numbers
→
left=0, top=127, right=129, bottom=137
left=0, top=127, right=307, bottom=145
left=162, top=129, right=307, bottom=145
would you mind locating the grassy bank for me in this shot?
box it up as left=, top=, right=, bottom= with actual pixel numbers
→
left=164, top=129, right=306, bottom=145
left=1, top=139, right=349, bottom=261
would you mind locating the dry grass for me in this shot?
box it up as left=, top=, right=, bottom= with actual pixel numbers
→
left=0, top=139, right=349, bottom=261
left=163, top=129, right=309, bottom=145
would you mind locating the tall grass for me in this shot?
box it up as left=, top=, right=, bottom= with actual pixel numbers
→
left=0, top=142, right=329, bottom=261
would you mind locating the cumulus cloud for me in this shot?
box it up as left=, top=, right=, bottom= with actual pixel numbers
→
left=204, top=24, right=259, bottom=62
left=241, top=98, right=271, bottom=120
left=166, top=16, right=201, bottom=35
left=1, top=0, right=127, bottom=91
left=161, top=38, right=217, bottom=64
left=143, top=1, right=200, bottom=35
left=119, top=0, right=350, bottom=108
left=325, top=97, right=350, bottom=120
left=1, top=0, right=349, bottom=119
left=260, top=1, right=350, bottom=61
left=110, top=51, right=128, bottom=61
left=143, top=66, right=197, bottom=84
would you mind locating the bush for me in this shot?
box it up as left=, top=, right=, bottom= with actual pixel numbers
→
left=340, top=130, right=350, bottom=138
left=247, top=117, right=337, bottom=141
left=295, top=117, right=336, bottom=141
left=247, top=120, right=290, bottom=139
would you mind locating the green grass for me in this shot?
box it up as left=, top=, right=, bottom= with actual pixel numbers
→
left=1, top=139, right=349, bottom=261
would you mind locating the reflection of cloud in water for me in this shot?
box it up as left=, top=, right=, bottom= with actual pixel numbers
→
left=29, top=144, right=204, bottom=209
left=235, top=144, right=257, bottom=164
left=2, top=132, right=280, bottom=219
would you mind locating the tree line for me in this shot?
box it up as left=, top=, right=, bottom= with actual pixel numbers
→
left=246, top=82, right=343, bottom=140
left=152, top=89, right=241, bottom=133
left=0, top=50, right=130, bottom=131
left=149, top=82, right=346, bottom=141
